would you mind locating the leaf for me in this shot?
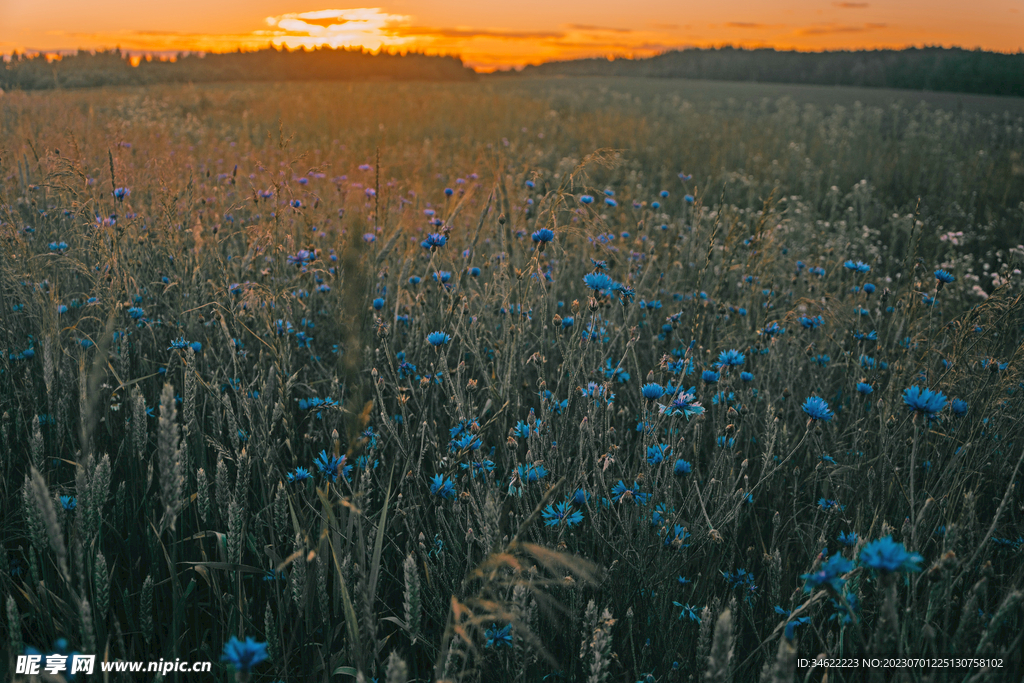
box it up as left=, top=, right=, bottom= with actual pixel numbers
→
left=332, top=666, right=358, bottom=677
left=328, top=534, right=362, bottom=666
left=368, top=471, right=392, bottom=602
left=381, top=616, right=408, bottom=630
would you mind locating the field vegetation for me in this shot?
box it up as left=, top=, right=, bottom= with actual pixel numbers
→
left=1, top=79, right=1023, bottom=682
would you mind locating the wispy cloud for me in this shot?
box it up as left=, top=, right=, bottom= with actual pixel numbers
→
left=389, top=27, right=565, bottom=40
left=796, top=23, right=887, bottom=35
left=567, top=24, right=634, bottom=34
left=833, top=2, right=870, bottom=8
left=725, top=22, right=783, bottom=29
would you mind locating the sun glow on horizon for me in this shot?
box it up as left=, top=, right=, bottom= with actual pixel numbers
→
left=263, top=8, right=413, bottom=52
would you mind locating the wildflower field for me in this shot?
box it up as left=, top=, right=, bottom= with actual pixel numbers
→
left=1, top=78, right=1023, bottom=682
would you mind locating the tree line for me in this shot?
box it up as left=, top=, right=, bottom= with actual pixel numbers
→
left=515, top=46, right=1024, bottom=97
left=0, top=47, right=476, bottom=90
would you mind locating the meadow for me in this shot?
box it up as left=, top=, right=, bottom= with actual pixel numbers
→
left=1, top=78, right=1023, bottom=682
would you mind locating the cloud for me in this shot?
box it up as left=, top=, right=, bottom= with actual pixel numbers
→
left=796, top=23, right=886, bottom=35
left=725, top=22, right=784, bottom=29
left=265, top=8, right=411, bottom=50
left=389, top=26, right=565, bottom=41
left=833, top=2, right=870, bottom=7
left=566, top=24, right=634, bottom=34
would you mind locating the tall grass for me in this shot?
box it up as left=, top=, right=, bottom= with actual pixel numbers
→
left=0, top=80, right=1022, bottom=682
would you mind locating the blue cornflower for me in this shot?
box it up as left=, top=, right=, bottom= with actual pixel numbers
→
left=421, top=233, right=447, bottom=250
left=429, top=474, right=456, bottom=499
left=843, top=259, right=871, bottom=273
left=409, top=275, right=421, bottom=285
left=532, top=228, right=554, bottom=243
left=667, top=358, right=690, bottom=375
left=813, top=354, right=831, bottom=367
left=802, top=396, right=834, bottom=421
left=518, top=462, right=549, bottom=482
left=461, top=459, right=495, bottom=477
left=673, top=458, right=692, bottom=476
left=427, top=331, right=451, bottom=346
left=665, top=524, right=691, bottom=549
left=702, top=370, right=720, bottom=384
left=717, top=349, right=745, bottom=368
left=950, top=398, right=968, bottom=416
left=580, top=382, right=610, bottom=400
left=902, top=386, right=947, bottom=418
left=168, top=336, right=190, bottom=350
left=433, top=270, right=452, bottom=284
left=220, top=636, right=269, bottom=672
left=583, top=272, right=615, bottom=291
left=469, top=267, right=481, bottom=277
left=611, top=480, right=648, bottom=505
left=801, top=553, right=854, bottom=593
left=60, top=495, right=77, bottom=511
left=314, top=450, right=351, bottom=482
left=740, top=371, right=754, bottom=382
left=856, top=382, right=873, bottom=395
left=934, top=269, right=955, bottom=284
left=673, top=602, right=701, bottom=623
left=829, top=593, right=860, bottom=625
left=286, top=249, right=314, bottom=266
left=837, top=531, right=858, bottom=547
left=660, top=389, right=704, bottom=420
left=287, top=467, right=312, bottom=483
left=603, top=359, right=630, bottom=383
left=818, top=498, right=845, bottom=512
left=579, top=195, right=595, bottom=204
left=859, top=536, right=923, bottom=573
left=191, top=341, right=202, bottom=352
left=799, top=315, right=825, bottom=330
left=451, top=433, right=482, bottom=452
left=113, top=187, right=130, bottom=201
left=641, top=382, right=664, bottom=400
left=647, top=444, right=669, bottom=465
left=542, top=501, right=584, bottom=527
left=372, top=297, right=384, bottom=310
left=485, top=623, right=513, bottom=648
left=127, top=306, right=145, bottom=319
left=651, top=502, right=669, bottom=526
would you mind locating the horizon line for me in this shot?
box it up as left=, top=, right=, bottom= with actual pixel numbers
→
left=5, top=41, right=1023, bottom=73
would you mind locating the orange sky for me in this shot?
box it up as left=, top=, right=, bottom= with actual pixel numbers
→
left=1, top=0, right=1022, bottom=71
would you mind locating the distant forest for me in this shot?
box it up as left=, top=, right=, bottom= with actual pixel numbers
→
left=515, top=46, right=1024, bottom=98
left=0, top=47, right=476, bottom=90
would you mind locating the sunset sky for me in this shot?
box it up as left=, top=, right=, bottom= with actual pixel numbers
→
left=1, top=0, right=1022, bottom=72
